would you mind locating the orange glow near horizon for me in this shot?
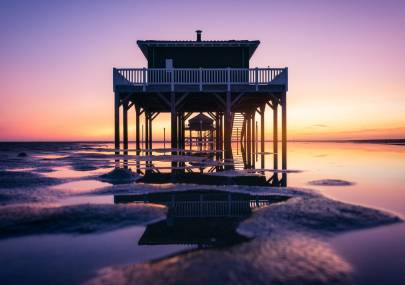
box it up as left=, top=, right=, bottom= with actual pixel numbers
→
left=0, top=0, right=404, bottom=141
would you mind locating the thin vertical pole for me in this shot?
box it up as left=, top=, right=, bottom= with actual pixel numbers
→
left=189, top=129, right=192, bottom=150
left=171, top=92, right=177, bottom=172
left=135, top=106, right=140, bottom=153
left=145, top=112, right=149, bottom=154
left=149, top=114, right=153, bottom=152
left=181, top=113, right=185, bottom=150
left=225, top=92, right=232, bottom=161
left=252, top=111, right=255, bottom=155
left=163, top=127, right=166, bottom=149
left=260, top=105, right=265, bottom=153
left=282, top=92, right=287, bottom=171
left=247, top=112, right=251, bottom=167
left=236, top=127, right=239, bottom=155
left=260, top=105, right=265, bottom=169
left=123, top=101, right=128, bottom=153
left=114, top=92, right=120, bottom=156
left=255, top=120, right=258, bottom=161
left=273, top=99, right=278, bottom=170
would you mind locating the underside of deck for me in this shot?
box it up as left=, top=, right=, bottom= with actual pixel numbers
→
left=113, top=68, right=288, bottom=178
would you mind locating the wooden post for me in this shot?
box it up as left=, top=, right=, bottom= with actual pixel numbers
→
left=189, top=129, right=192, bottom=150
left=260, top=105, right=265, bottom=169
left=181, top=114, right=185, bottom=150
left=149, top=113, right=153, bottom=151
left=260, top=105, right=265, bottom=153
left=145, top=112, right=149, bottom=154
left=135, top=106, right=140, bottom=153
left=123, top=101, right=128, bottom=153
left=273, top=99, right=278, bottom=170
left=163, top=127, right=166, bottom=149
left=247, top=112, right=251, bottom=167
left=282, top=92, right=287, bottom=171
left=252, top=111, right=255, bottom=155
left=114, top=92, right=120, bottom=156
left=255, top=120, right=258, bottom=162
left=171, top=92, right=177, bottom=156
left=225, top=92, right=232, bottom=160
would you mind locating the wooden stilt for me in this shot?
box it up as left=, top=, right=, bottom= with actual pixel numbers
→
left=273, top=99, right=278, bottom=170
left=171, top=92, right=177, bottom=167
left=149, top=113, right=153, bottom=151
left=114, top=92, right=120, bottom=156
left=260, top=105, right=265, bottom=169
left=146, top=115, right=149, bottom=152
left=247, top=112, right=251, bottom=167
left=123, top=101, right=128, bottom=152
left=135, top=106, right=140, bottom=153
left=282, top=92, right=287, bottom=171
left=224, top=92, right=232, bottom=160
left=252, top=111, right=255, bottom=155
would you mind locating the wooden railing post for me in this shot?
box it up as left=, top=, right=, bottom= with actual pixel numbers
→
left=171, top=69, right=174, bottom=91
left=142, top=68, right=146, bottom=91
left=255, top=67, right=259, bottom=91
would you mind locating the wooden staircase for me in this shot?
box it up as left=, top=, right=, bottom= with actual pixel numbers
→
left=231, top=113, right=246, bottom=169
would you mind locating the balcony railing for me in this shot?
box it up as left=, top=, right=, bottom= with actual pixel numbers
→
left=113, top=67, right=287, bottom=91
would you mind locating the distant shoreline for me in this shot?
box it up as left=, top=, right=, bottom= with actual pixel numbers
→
left=0, top=139, right=404, bottom=145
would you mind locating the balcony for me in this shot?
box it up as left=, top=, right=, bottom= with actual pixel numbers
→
left=113, top=67, right=288, bottom=93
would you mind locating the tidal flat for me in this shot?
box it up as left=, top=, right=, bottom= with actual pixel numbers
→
left=0, top=142, right=404, bottom=285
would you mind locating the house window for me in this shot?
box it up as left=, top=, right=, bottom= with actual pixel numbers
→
left=165, top=59, right=173, bottom=69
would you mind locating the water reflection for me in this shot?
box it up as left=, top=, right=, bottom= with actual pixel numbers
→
left=115, top=190, right=289, bottom=248
left=114, top=142, right=287, bottom=187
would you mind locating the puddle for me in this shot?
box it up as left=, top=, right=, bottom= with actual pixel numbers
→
left=43, top=166, right=112, bottom=179
left=0, top=226, right=192, bottom=285
left=51, top=180, right=110, bottom=193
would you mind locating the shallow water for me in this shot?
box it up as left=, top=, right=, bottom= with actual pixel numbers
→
left=0, top=141, right=404, bottom=284
left=0, top=226, right=192, bottom=285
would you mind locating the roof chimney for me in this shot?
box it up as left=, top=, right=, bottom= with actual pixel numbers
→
left=196, top=30, right=202, bottom=42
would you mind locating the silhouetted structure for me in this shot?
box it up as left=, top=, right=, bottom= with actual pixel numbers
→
left=113, top=31, right=288, bottom=178
left=186, top=113, right=214, bottom=151
left=115, top=190, right=290, bottom=247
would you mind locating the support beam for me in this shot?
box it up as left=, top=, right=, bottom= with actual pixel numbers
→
left=149, top=113, right=153, bottom=151
left=260, top=105, right=265, bottom=153
left=123, top=101, right=128, bottom=152
left=114, top=92, right=120, bottom=155
left=252, top=111, right=255, bottom=156
left=247, top=112, right=251, bottom=167
left=145, top=112, right=149, bottom=153
left=281, top=92, right=287, bottom=171
left=170, top=92, right=177, bottom=155
left=224, top=92, right=232, bottom=160
left=260, top=105, right=265, bottom=169
left=273, top=99, right=278, bottom=170
left=135, top=106, right=140, bottom=153
left=181, top=113, right=185, bottom=150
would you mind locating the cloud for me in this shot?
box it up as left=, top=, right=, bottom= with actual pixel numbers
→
left=311, top=124, right=328, bottom=128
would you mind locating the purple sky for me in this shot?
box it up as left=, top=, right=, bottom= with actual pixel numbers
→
left=0, top=0, right=404, bottom=140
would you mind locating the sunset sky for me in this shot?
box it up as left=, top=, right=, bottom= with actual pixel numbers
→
left=1, top=0, right=404, bottom=141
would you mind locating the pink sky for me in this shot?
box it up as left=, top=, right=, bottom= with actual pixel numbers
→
left=0, top=0, right=404, bottom=141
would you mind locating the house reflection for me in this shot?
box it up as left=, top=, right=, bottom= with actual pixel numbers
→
left=115, top=190, right=289, bottom=248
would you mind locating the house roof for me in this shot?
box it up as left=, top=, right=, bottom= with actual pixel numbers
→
left=137, top=40, right=260, bottom=59
left=188, top=113, right=214, bottom=124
